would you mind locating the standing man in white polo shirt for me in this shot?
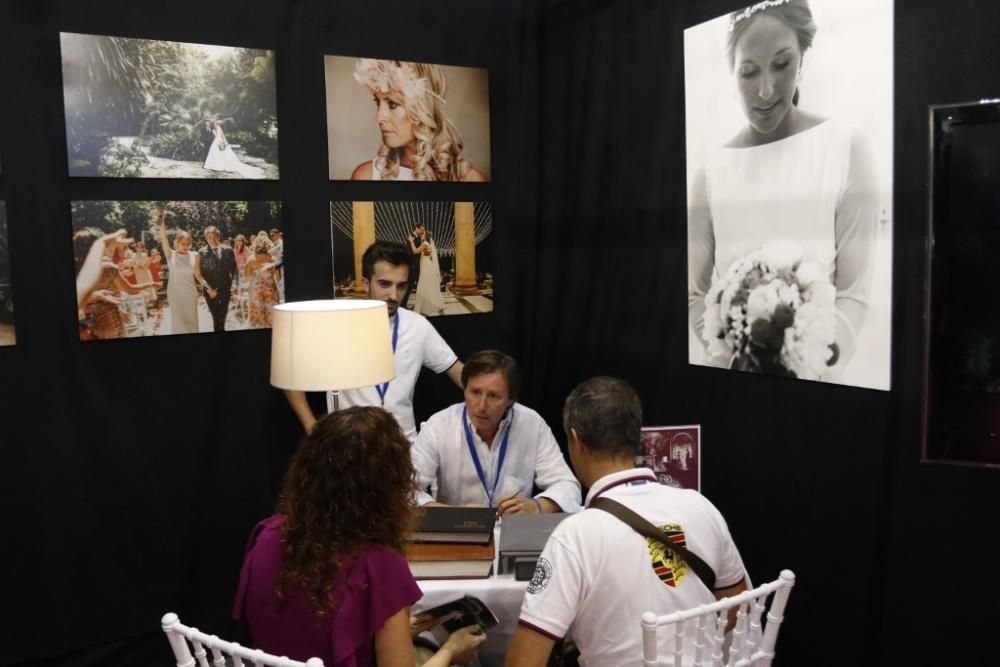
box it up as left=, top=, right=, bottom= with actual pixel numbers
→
left=284, top=241, right=463, bottom=441
left=412, top=350, right=581, bottom=516
left=506, top=377, right=748, bottom=667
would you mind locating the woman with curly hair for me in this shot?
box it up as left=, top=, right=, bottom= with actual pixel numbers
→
left=350, top=59, right=486, bottom=182
left=233, top=407, right=485, bottom=666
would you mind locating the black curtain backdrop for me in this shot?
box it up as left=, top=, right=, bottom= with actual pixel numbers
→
left=1, top=0, right=998, bottom=665
left=532, top=0, right=1000, bottom=665
left=0, top=0, right=537, bottom=664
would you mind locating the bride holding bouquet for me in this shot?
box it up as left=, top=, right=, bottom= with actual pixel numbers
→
left=687, top=0, right=878, bottom=379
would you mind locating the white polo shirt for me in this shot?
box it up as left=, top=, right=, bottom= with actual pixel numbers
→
left=518, top=468, right=746, bottom=667
left=326, top=307, right=457, bottom=441
left=412, top=402, right=582, bottom=513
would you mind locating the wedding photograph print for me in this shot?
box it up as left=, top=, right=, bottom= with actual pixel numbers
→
left=61, top=33, right=278, bottom=179
left=0, top=202, right=15, bottom=347
left=685, top=0, right=894, bottom=390
left=73, top=200, right=284, bottom=341
left=639, top=426, right=701, bottom=492
left=325, top=56, right=491, bottom=182
left=330, top=200, right=494, bottom=317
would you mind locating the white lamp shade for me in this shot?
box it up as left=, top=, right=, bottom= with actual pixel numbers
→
left=270, top=299, right=396, bottom=391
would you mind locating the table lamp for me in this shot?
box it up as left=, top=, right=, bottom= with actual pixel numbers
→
left=270, top=299, right=395, bottom=411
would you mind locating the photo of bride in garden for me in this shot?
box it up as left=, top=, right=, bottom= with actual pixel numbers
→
left=60, top=33, right=278, bottom=179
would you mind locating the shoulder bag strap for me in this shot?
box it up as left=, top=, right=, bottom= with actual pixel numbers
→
left=589, top=496, right=717, bottom=590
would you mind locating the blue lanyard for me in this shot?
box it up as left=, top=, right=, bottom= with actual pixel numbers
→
left=375, top=314, right=399, bottom=405
left=462, top=406, right=513, bottom=507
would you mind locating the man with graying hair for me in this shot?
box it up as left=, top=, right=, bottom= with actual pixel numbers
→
left=505, top=377, right=749, bottom=667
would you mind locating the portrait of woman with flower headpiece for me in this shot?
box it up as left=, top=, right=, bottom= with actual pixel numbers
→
left=684, top=0, right=893, bottom=390
left=325, top=56, right=491, bottom=182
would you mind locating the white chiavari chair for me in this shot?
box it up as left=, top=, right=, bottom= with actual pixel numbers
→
left=640, top=570, right=795, bottom=667
left=161, top=612, right=324, bottom=667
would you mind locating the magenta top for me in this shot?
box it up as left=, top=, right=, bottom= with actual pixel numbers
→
left=233, top=515, right=422, bottom=666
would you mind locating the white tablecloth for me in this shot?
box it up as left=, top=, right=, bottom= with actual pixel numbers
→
left=413, top=526, right=529, bottom=667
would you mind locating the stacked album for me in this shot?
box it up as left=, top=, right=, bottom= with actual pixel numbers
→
left=407, top=507, right=496, bottom=579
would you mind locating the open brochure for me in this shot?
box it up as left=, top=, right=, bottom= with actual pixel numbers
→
left=414, top=595, right=499, bottom=634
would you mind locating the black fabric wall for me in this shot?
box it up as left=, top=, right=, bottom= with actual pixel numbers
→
left=531, top=0, right=1000, bottom=664
left=0, top=0, right=537, bottom=664
left=1, top=0, right=998, bottom=665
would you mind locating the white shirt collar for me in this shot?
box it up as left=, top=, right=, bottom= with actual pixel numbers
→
left=585, top=468, right=657, bottom=506
left=463, top=403, right=517, bottom=447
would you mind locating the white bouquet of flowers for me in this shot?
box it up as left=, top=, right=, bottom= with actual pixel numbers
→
left=703, top=241, right=837, bottom=379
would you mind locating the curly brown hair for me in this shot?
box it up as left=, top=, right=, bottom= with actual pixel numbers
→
left=274, top=406, right=418, bottom=619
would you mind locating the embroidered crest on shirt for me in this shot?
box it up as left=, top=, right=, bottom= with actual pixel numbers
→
left=527, top=557, right=553, bottom=594
left=646, top=524, right=688, bottom=588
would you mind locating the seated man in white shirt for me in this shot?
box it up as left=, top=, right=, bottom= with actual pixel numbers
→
left=284, top=241, right=463, bottom=441
left=412, top=350, right=582, bottom=516
left=505, top=377, right=748, bottom=667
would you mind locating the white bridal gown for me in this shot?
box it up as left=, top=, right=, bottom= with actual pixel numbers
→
left=688, top=118, right=878, bottom=371
left=203, top=139, right=263, bottom=179
left=414, top=241, right=445, bottom=315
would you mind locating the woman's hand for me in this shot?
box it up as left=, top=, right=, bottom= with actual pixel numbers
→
left=206, top=286, right=218, bottom=299
left=409, top=612, right=439, bottom=637
left=440, top=625, right=486, bottom=665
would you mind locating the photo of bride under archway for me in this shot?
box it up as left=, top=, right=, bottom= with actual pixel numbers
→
left=330, top=200, right=494, bottom=317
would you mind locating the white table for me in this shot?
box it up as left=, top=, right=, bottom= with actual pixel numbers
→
left=413, top=526, right=529, bottom=667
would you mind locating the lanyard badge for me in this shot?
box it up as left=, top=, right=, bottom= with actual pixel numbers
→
left=462, top=406, right=513, bottom=507
left=375, top=313, right=400, bottom=405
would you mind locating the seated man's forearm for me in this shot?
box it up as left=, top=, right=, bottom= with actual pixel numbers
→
left=536, top=497, right=561, bottom=513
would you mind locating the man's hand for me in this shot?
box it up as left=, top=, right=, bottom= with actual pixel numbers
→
left=496, top=492, right=546, bottom=517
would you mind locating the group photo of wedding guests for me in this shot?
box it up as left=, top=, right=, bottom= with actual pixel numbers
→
left=60, top=32, right=278, bottom=179
left=72, top=200, right=284, bottom=340
left=325, top=56, right=491, bottom=182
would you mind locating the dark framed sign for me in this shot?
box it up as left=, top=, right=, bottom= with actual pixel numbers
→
left=923, top=99, right=1000, bottom=467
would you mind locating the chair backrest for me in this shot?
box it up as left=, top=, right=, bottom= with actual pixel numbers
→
left=639, top=569, right=795, bottom=667
left=161, top=612, right=324, bottom=667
